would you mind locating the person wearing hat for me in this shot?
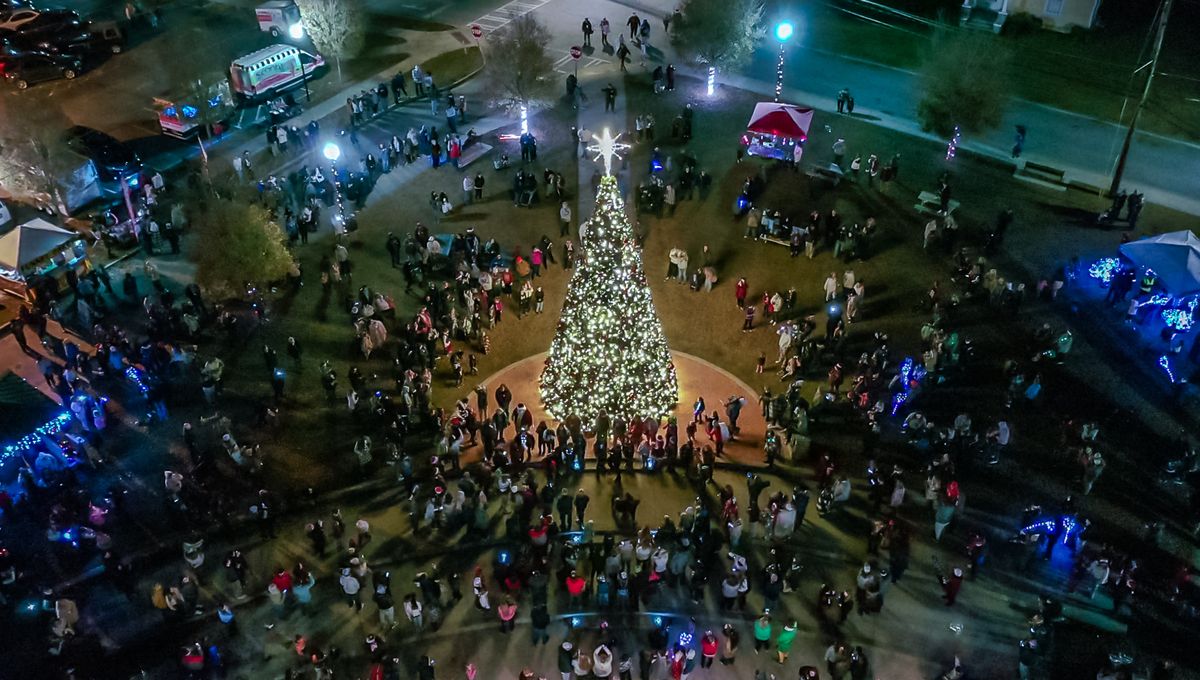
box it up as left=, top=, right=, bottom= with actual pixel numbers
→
left=700, top=631, right=718, bottom=668
left=752, top=612, right=772, bottom=652
left=720, top=623, right=739, bottom=666
left=559, top=641, right=576, bottom=680
left=339, top=567, right=363, bottom=611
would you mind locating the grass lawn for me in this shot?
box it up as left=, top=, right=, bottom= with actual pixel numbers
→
left=800, top=0, right=1200, bottom=141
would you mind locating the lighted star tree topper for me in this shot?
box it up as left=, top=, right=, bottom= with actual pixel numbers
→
left=540, top=129, right=678, bottom=424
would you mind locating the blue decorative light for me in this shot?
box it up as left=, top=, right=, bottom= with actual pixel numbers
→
left=1162, top=308, right=1193, bottom=331
left=497, top=550, right=511, bottom=565
left=571, top=616, right=583, bottom=628
left=1088, top=258, right=1119, bottom=284
left=1159, top=355, right=1178, bottom=383
left=890, top=391, right=907, bottom=416
left=125, top=366, right=150, bottom=396
left=163, top=106, right=177, bottom=118
left=1021, top=520, right=1056, bottom=534
left=775, top=22, right=794, bottom=42
left=654, top=615, right=664, bottom=627
left=1148, top=293, right=1172, bottom=307
left=2, top=411, right=74, bottom=462
left=182, top=105, right=199, bottom=119
left=678, top=632, right=693, bottom=647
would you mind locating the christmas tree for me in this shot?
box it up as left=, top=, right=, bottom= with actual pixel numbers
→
left=540, top=130, right=678, bottom=423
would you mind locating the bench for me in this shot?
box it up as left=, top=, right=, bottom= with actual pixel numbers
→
left=915, top=190, right=960, bottom=217
left=1014, top=161, right=1068, bottom=192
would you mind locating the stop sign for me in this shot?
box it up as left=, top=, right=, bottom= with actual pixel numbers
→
left=569, top=45, right=582, bottom=60
left=471, top=24, right=482, bottom=38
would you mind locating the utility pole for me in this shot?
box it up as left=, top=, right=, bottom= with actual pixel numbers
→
left=1109, top=0, right=1173, bottom=196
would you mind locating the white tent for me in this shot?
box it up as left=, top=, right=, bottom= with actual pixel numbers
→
left=0, top=218, right=76, bottom=279
left=1119, top=230, right=1200, bottom=297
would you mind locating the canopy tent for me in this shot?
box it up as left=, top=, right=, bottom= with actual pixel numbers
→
left=1119, top=230, right=1200, bottom=296
left=745, top=102, right=814, bottom=142
left=0, top=218, right=76, bottom=278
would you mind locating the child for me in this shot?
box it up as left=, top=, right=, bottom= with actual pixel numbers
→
left=756, top=352, right=766, bottom=374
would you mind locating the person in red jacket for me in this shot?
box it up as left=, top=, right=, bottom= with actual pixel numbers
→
left=942, top=567, right=964, bottom=605
left=700, top=630, right=719, bottom=668
left=735, top=278, right=748, bottom=308
left=271, top=567, right=293, bottom=594
left=566, top=570, right=587, bottom=609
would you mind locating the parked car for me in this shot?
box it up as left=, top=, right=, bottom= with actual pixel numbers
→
left=86, top=19, right=124, bottom=54
left=64, top=126, right=141, bottom=181
left=0, top=24, right=90, bottom=55
left=0, top=8, right=80, bottom=34
left=0, top=49, right=81, bottom=87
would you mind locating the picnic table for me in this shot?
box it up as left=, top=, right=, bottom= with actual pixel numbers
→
left=915, top=190, right=960, bottom=217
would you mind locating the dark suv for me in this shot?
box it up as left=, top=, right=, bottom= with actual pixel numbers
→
left=65, top=126, right=142, bottom=181
left=0, top=49, right=79, bottom=87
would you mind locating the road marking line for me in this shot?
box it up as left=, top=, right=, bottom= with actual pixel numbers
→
left=468, top=0, right=554, bottom=32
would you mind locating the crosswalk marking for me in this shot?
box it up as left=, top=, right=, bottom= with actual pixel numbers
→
left=468, top=0, right=554, bottom=33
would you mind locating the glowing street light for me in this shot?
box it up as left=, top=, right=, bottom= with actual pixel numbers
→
left=322, top=141, right=341, bottom=162
left=288, top=22, right=304, bottom=39
left=774, top=21, right=794, bottom=102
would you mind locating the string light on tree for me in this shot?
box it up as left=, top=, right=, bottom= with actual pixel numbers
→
left=946, top=126, right=961, bottom=160
left=540, top=128, right=678, bottom=423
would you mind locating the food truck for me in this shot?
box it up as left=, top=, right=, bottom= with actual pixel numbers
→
left=229, top=44, right=323, bottom=102
left=255, top=0, right=303, bottom=39
left=154, top=79, right=233, bottom=139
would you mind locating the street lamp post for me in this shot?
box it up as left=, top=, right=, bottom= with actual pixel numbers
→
left=323, top=142, right=347, bottom=230
left=773, top=21, right=794, bottom=103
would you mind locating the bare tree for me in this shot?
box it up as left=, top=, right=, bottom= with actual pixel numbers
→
left=481, top=14, right=555, bottom=112
left=298, top=0, right=366, bottom=79
left=0, top=94, right=77, bottom=215
left=671, top=0, right=765, bottom=88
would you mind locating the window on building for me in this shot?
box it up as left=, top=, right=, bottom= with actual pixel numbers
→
left=1044, top=0, right=1064, bottom=16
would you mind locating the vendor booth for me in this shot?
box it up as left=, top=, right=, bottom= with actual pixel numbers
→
left=741, top=102, right=813, bottom=162
left=1119, top=230, right=1200, bottom=297
left=1115, top=230, right=1200, bottom=337
left=0, top=218, right=90, bottom=303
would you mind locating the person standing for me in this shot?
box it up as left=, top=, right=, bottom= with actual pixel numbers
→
left=942, top=567, right=964, bottom=605
left=582, top=17, right=593, bottom=46
left=752, top=612, right=771, bottom=653
left=559, top=642, right=576, bottom=680
left=340, top=568, right=364, bottom=611
left=574, top=489, right=590, bottom=525
left=603, top=83, right=618, bottom=113
left=560, top=202, right=573, bottom=236
left=774, top=621, right=797, bottom=664
left=375, top=585, right=397, bottom=628
left=497, top=596, right=518, bottom=632
left=720, top=624, right=740, bottom=665
left=531, top=602, right=551, bottom=644
left=627, top=13, right=640, bottom=39
left=600, top=17, right=611, bottom=47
